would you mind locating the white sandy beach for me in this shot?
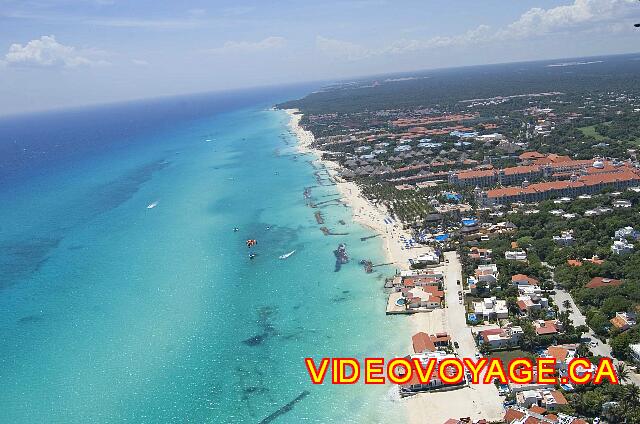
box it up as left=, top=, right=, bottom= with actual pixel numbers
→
left=285, top=109, right=504, bottom=424
left=285, top=108, right=434, bottom=271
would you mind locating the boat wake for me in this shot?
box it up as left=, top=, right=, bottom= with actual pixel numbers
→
left=279, top=250, right=296, bottom=259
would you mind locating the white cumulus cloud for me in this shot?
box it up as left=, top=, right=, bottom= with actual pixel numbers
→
left=207, top=36, right=286, bottom=54
left=2, top=35, right=107, bottom=68
left=504, top=0, right=637, bottom=38
left=316, top=0, right=638, bottom=61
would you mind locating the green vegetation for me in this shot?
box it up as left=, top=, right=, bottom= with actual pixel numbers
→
left=578, top=124, right=606, bottom=141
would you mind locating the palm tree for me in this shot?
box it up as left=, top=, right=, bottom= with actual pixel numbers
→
left=616, top=363, right=630, bottom=384
left=562, top=299, right=572, bottom=310
left=622, top=383, right=640, bottom=417
left=625, top=383, right=640, bottom=401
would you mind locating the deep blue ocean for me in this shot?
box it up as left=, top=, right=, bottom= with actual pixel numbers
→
left=0, top=86, right=409, bottom=423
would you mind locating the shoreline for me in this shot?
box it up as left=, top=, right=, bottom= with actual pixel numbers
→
left=284, top=108, right=435, bottom=271
left=284, top=108, right=479, bottom=423
left=284, top=108, right=505, bottom=424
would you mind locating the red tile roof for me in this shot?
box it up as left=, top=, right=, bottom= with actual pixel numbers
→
left=504, top=409, right=526, bottom=423
left=412, top=332, right=436, bottom=353
left=536, top=321, right=559, bottom=335
left=586, top=277, right=622, bottom=289
left=519, top=151, right=546, bottom=160
left=547, top=346, right=570, bottom=362
left=529, top=405, right=546, bottom=415
left=486, top=169, right=640, bottom=199
left=512, top=274, right=539, bottom=285
left=551, top=390, right=568, bottom=405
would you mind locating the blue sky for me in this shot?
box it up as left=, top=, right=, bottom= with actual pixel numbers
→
left=1, top=0, right=639, bottom=115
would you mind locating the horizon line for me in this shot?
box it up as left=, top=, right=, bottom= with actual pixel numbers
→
left=3, top=50, right=639, bottom=120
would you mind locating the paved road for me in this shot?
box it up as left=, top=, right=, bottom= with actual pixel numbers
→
left=553, top=288, right=612, bottom=357
left=442, top=251, right=478, bottom=359
left=550, top=270, right=640, bottom=385
left=405, top=250, right=504, bottom=423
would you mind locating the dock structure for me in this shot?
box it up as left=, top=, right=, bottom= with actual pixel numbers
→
left=320, top=227, right=349, bottom=236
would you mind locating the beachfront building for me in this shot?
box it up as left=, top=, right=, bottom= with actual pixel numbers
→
left=443, top=419, right=488, bottom=424
left=504, top=407, right=587, bottom=424
left=414, top=252, right=440, bottom=265
left=516, top=389, right=569, bottom=411
left=399, top=351, right=467, bottom=395
left=404, top=286, right=444, bottom=310
left=412, top=332, right=451, bottom=354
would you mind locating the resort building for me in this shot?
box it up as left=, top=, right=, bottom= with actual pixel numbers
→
left=614, top=226, right=639, bottom=240
left=504, top=407, right=587, bottom=424
left=474, top=264, right=499, bottom=284
left=443, top=419, right=487, bottom=424
left=505, top=250, right=527, bottom=261
left=515, top=389, right=569, bottom=411
left=512, top=274, right=540, bottom=287
left=612, top=239, right=634, bottom=255
left=477, top=325, right=523, bottom=349
left=516, top=295, right=548, bottom=316
left=469, top=247, right=492, bottom=261
left=475, top=167, right=640, bottom=206
left=473, top=297, right=509, bottom=320
left=630, top=344, right=640, bottom=365
left=610, top=312, right=637, bottom=332
left=544, top=344, right=577, bottom=372
left=613, top=199, right=633, bottom=208
left=535, top=320, right=563, bottom=336
left=553, top=230, right=575, bottom=246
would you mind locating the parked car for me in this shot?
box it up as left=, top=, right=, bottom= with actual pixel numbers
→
left=457, top=279, right=460, bottom=285
left=453, top=341, right=459, bottom=348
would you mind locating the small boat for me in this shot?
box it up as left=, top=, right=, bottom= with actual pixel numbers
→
left=249, top=253, right=257, bottom=260
left=147, top=201, right=158, bottom=209
left=279, top=250, right=296, bottom=259
left=233, top=227, right=239, bottom=232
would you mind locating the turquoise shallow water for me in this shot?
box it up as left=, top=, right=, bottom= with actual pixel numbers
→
left=0, top=94, right=409, bottom=423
